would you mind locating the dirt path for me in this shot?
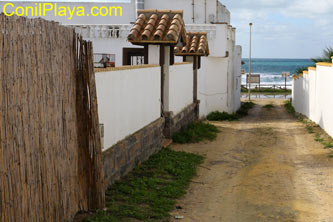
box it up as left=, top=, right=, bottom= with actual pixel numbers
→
left=170, top=99, right=333, bottom=222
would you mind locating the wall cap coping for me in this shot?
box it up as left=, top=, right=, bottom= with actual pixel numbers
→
left=303, top=71, right=308, bottom=74
left=95, top=64, right=160, bottom=73
left=316, top=62, right=332, bottom=67
left=308, top=67, right=316, bottom=71
left=173, top=62, right=192, bottom=66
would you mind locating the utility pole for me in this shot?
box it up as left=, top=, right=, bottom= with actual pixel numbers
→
left=248, top=22, right=253, bottom=101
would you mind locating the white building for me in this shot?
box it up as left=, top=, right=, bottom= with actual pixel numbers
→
left=0, top=0, right=242, bottom=115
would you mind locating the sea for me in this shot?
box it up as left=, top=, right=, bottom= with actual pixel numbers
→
left=242, top=58, right=314, bottom=87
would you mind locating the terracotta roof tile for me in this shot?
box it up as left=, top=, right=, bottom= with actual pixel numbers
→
left=128, top=10, right=187, bottom=45
left=174, top=32, right=209, bottom=56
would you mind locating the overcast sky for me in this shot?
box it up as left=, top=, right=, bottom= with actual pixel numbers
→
left=6, top=0, right=330, bottom=58
left=222, top=0, right=333, bottom=59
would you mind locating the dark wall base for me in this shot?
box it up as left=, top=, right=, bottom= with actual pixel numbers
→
left=164, top=102, right=199, bottom=138
left=102, top=103, right=199, bottom=188
left=102, top=118, right=165, bottom=188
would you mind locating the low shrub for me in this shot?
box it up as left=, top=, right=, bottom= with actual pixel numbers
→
left=284, top=100, right=295, bottom=115
left=263, top=104, right=274, bottom=110
left=207, top=102, right=255, bottom=121
left=172, top=122, right=219, bottom=144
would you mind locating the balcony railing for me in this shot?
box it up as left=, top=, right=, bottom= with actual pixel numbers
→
left=69, top=24, right=217, bottom=40
left=69, top=24, right=132, bottom=39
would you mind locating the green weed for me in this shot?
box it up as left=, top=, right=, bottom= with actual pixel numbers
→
left=207, top=102, right=255, bottom=121
left=172, top=122, right=219, bottom=144
left=284, top=100, right=295, bottom=115
left=306, top=125, right=314, bottom=134
left=85, top=148, right=203, bottom=222
left=241, top=88, right=291, bottom=94
left=263, top=104, right=274, bottom=110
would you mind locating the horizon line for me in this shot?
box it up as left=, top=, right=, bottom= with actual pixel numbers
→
left=242, top=58, right=312, bottom=60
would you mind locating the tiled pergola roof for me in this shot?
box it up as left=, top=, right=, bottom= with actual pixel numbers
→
left=174, top=32, right=209, bottom=56
left=127, top=10, right=187, bottom=45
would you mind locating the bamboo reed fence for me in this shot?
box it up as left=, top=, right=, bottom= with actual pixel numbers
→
left=0, top=14, right=105, bottom=222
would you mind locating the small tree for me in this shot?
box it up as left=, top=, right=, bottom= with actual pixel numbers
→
left=311, top=47, right=333, bottom=63
left=295, top=66, right=308, bottom=74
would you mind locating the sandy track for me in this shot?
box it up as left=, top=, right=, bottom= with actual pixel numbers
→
left=170, top=99, right=333, bottom=222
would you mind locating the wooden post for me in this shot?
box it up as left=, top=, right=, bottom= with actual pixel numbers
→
left=160, top=45, right=165, bottom=114
left=198, top=56, right=201, bottom=69
left=144, top=44, right=148, bottom=64
left=170, top=46, right=174, bottom=65
left=193, top=56, right=198, bottom=102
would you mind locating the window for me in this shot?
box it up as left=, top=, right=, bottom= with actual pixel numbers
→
left=122, top=48, right=145, bottom=66
left=94, top=53, right=115, bottom=68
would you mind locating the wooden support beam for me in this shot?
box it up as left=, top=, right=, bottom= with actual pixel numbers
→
left=160, top=46, right=165, bottom=115
left=198, top=56, right=201, bottom=69
left=193, top=56, right=198, bottom=102
left=170, top=46, right=175, bottom=65
left=144, top=44, right=149, bottom=64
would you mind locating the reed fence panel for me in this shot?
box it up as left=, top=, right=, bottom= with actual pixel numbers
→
left=0, top=14, right=105, bottom=222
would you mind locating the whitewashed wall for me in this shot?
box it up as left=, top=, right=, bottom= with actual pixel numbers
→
left=168, top=63, right=194, bottom=114
left=96, top=66, right=161, bottom=150
left=198, top=57, right=229, bottom=116
left=197, top=24, right=242, bottom=117
left=233, top=45, right=242, bottom=112
left=292, top=75, right=303, bottom=115
left=308, top=69, right=318, bottom=122
left=144, top=0, right=230, bottom=24
left=293, top=64, right=333, bottom=137
left=2, top=0, right=231, bottom=26
left=0, top=1, right=136, bottom=24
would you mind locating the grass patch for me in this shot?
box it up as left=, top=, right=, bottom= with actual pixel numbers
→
left=324, top=142, right=333, bottom=149
left=172, top=122, right=219, bottom=144
left=283, top=101, right=333, bottom=157
left=206, top=111, right=238, bottom=121
left=207, top=102, right=255, bottom=121
left=315, top=133, right=324, bottom=143
left=306, top=125, right=314, bottom=134
left=263, top=104, right=274, bottom=110
left=298, top=116, right=307, bottom=124
left=304, top=122, right=333, bottom=150
left=284, top=100, right=295, bottom=115
left=241, top=88, right=291, bottom=94
left=84, top=148, right=203, bottom=222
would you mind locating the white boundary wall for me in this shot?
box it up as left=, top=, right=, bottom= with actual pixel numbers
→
left=96, top=66, right=161, bottom=150
left=168, top=63, right=193, bottom=115
left=199, top=57, right=228, bottom=115
left=197, top=24, right=242, bottom=117
left=96, top=63, right=196, bottom=150
left=292, top=64, right=333, bottom=137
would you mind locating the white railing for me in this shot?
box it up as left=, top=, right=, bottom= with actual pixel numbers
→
left=68, top=24, right=217, bottom=40
left=69, top=24, right=132, bottom=39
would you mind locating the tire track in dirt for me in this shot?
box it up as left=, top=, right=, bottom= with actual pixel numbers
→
left=170, top=99, right=333, bottom=222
